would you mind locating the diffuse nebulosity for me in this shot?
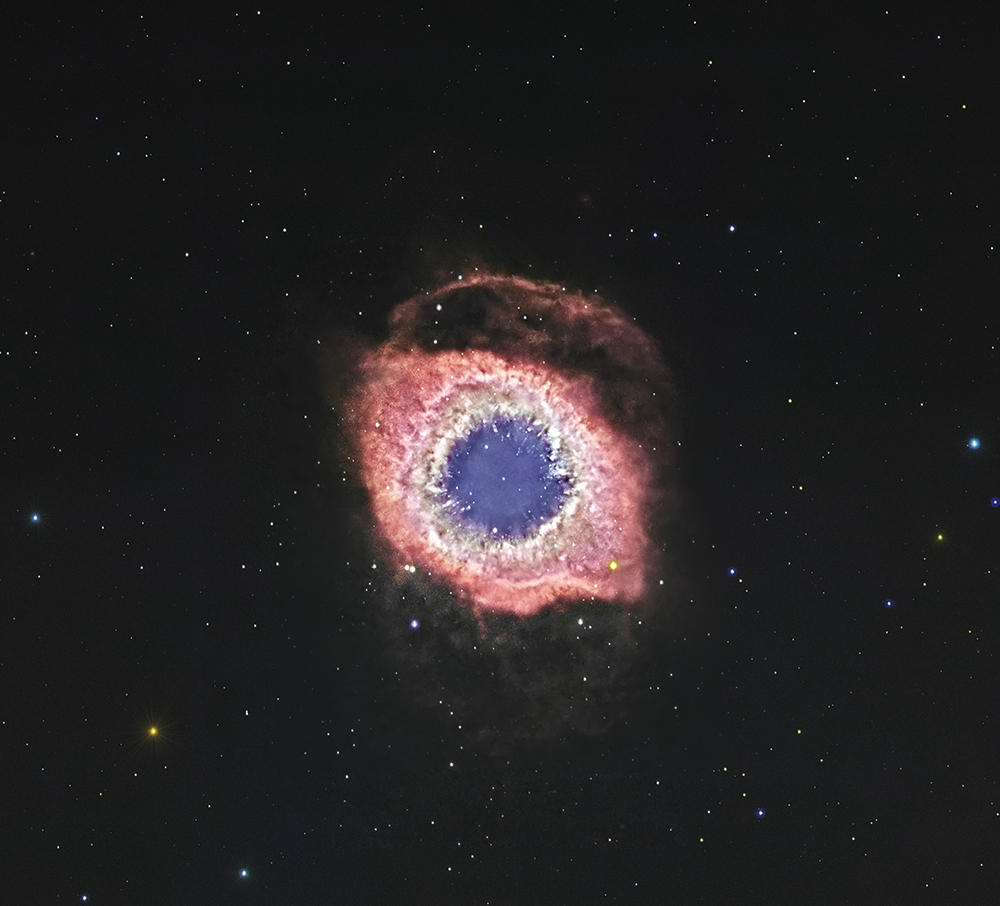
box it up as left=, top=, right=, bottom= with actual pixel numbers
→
left=330, top=273, right=677, bottom=737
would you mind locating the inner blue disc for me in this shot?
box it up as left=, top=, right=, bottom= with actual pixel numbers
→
left=442, top=416, right=571, bottom=539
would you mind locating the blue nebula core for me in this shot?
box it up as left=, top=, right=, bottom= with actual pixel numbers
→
left=442, top=416, right=571, bottom=540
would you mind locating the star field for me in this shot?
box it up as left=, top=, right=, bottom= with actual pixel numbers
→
left=3, top=2, right=998, bottom=904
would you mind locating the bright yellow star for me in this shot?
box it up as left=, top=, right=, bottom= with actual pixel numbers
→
left=607, top=559, right=619, bottom=572
left=129, top=707, right=186, bottom=764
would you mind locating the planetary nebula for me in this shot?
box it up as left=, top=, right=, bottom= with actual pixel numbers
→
left=340, top=273, right=673, bottom=618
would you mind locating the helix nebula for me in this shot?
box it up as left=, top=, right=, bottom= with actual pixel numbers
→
left=338, top=273, right=675, bottom=621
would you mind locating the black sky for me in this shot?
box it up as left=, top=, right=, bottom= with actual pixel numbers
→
left=4, top=2, right=998, bottom=904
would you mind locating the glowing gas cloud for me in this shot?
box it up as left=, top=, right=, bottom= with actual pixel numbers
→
left=338, top=273, right=674, bottom=618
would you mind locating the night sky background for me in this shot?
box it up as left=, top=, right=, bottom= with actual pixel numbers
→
left=4, top=2, right=998, bottom=904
